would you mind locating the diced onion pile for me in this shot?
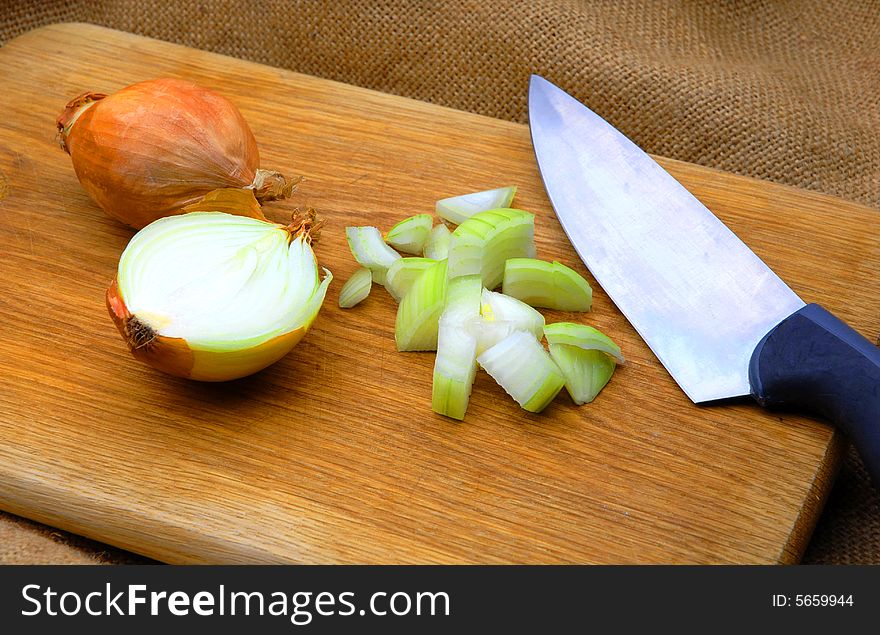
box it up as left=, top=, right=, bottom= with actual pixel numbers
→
left=339, top=186, right=623, bottom=420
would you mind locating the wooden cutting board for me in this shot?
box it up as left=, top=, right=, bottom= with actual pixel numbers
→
left=0, top=23, right=877, bottom=564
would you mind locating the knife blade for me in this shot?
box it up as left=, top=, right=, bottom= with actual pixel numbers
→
left=528, top=74, right=880, bottom=487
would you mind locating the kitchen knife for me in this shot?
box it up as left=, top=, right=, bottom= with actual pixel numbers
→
left=528, top=74, right=880, bottom=487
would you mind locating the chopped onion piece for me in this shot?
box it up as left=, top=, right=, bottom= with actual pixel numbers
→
left=384, top=257, right=437, bottom=302
left=338, top=267, right=372, bottom=308
left=432, top=322, right=479, bottom=420
left=480, top=289, right=544, bottom=340
left=447, top=208, right=536, bottom=288
left=549, top=343, right=616, bottom=405
left=436, top=186, right=517, bottom=225
left=424, top=223, right=452, bottom=260
left=385, top=214, right=433, bottom=254
left=432, top=275, right=482, bottom=420
left=443, top=274, right=482, bottom=323
left=502, top=258, right=592, bottom=311
left=395, top=259, right=448, bottom=351
left=464, top=317, right=523, bottom=356
left=477, top=330, right=565, bottom=413
left=463, top=289, right=545, bottom=355
left=345, top=226, right=401, bottom=285
left=543, top=322, right=624, bottom=363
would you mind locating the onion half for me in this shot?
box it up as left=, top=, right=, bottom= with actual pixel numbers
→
left=107, top=211, right=331, bottom=381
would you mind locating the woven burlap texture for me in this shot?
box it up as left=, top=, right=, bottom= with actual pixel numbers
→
left=0, top=0, right=878, bottom=564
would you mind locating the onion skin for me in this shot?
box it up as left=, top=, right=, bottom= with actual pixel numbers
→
left=58, top=78, right=296, bottom=229
left=178, top=187, right=265, bottom=219
left=106, top=279, right=308, bottom=381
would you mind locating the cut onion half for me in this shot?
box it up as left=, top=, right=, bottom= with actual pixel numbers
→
left=108, top=211, right=331, bottom=381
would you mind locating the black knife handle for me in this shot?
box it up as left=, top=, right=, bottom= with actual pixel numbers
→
left=749, top=303, right=880, bottom=488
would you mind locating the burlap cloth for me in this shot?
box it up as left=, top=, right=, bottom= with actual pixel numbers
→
left=1, top=0, right=878, bottom=564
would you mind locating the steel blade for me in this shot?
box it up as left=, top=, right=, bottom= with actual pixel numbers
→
left=528, top=75, right=804, bottom=403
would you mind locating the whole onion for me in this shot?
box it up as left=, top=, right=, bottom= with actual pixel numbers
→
left=57, top=78, right=297, bottom=229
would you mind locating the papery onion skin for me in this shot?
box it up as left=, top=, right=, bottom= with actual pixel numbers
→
left=107, top=278, right=312, bottom=381
left=178, top=187, right=265, bottom=219
left=57, top=78, right=297, bottom=229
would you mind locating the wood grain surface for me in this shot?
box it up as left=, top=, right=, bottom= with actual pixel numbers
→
left=0, top=23, right=877, bottom=564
